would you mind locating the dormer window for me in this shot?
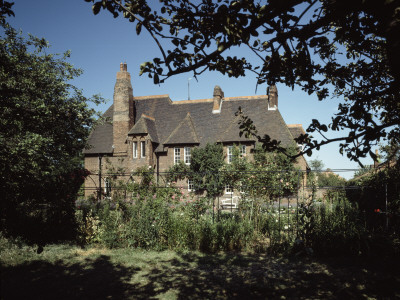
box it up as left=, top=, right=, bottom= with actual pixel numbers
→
left=141, top=141, right=146, bottom=158
left=133, top=141, right=138, bottom=158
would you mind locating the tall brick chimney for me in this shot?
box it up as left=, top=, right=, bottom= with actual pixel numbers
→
left=113, top=62, right=134, bottom=156
left=212, top=85, right=224, bottom=114
left=267, top=85, right=278, bottom=110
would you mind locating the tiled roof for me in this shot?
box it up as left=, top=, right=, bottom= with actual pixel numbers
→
left=84, top=106, right=113, bottom=154
left=128, top=114, right=159, bottom=143
left=85, top=94, right=300, bottom=154
left=163, top=112, right=199, bottom=145
left=287, top=124, right=306, bottom=141
left=217, top=114, right=255, bottom=143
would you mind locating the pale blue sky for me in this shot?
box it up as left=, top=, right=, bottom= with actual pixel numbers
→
left=8, top=0, right=373, bottom=179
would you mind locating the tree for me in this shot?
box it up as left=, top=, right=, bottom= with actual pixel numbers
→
left=309, top=159, right=324, bottom=172
left=379, top=141, right=400, bottom=163
left=308, top=159, right=346, bottom=186
left=189, top=143, right=225, bottom=198
left=85, top=0, right=400, bottom=165
left=0, top=14, right=102, bottom=243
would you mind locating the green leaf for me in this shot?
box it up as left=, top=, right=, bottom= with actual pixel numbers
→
left=136, top=22, right=142, bottom=35
left=92, top=2, right=101, bottom=15
left=153, top=73, right=159, bottom=84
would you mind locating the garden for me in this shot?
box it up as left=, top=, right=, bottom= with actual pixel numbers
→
left=2, top=144, right=400, bottom=298
left=2, top=171, right=400, bottom=299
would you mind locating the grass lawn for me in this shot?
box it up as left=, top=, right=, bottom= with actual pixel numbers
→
left=1, top=242, right=399, bottom=299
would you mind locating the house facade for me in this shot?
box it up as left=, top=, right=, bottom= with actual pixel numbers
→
left=83, top=63, right=308, bottom=198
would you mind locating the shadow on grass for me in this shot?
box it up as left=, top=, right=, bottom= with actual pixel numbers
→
left=129, top=253, right=400, bottom=299
left=1, top=255, right=139, bottom=300
left=1, top=251, right=399, bottom=299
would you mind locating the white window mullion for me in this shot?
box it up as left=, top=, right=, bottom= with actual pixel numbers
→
left=133, top=142, right=138, bottom=158
left=227, top=146, right=233, bottom=163
left=141, top=141, right=146, bottom=158
left=174, top=147, right=180, bottom=164
left=184, top=146, right=191, bottom=165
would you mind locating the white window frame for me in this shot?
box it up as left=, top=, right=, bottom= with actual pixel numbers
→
left=141, top=141, right=146, bottom=158
left=174, top=147, right=181, bottom=164
left=188, top=179, right=194, bottom=192
left=104, top=177, right=112, bottom=197
left=225, top=184, right=233, bottom=194
left=133, top=141, right=138, bottom=158
left=184, top=146, right=191, bottom=165
left=227, top=146, right=233, bottom=163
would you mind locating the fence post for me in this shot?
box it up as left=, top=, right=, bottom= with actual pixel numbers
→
left=98, top=155, right=102, bottom=201
left=278, top=175, right=281, bottom=240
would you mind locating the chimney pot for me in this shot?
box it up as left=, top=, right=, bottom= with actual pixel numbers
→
left=120, top=62, right=128, bottom=72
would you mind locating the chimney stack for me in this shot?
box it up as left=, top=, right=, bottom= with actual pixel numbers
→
left=212, top=85, right=224, bottom=114
left=113, top=62, right=134, bottom=156
left=267, top=85, right=278, bottom=110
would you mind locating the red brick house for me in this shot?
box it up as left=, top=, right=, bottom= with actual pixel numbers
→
left=83, top=63, right=308, bottom=198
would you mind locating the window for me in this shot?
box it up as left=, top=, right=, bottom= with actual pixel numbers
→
left=184, top=147, right=191, bottom=165
left=174, top=147, right=180, bottom=164
left=227, top=146, right=233, bottom=163
left=225, top=185, right=233, bottom=194
left=188, top=179, right=194, bottom=192
left=141, top=141, right=146, bottom=158
left=133, top=142, right=138, bottom=158
left=104, top=177, right=111, bottom=197
left=240, top=145, right=246, bottom=157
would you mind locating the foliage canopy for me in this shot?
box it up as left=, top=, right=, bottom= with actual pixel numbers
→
left=0, top=13, right=102, bottom=243
left=86, top=0, right=400, bottom=164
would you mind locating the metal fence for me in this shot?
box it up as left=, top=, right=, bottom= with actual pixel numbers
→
left=79, top=169, right=399, bottom=234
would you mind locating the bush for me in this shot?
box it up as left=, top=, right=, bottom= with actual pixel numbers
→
left=75, top=167, right=373, bottom=256
left=298, top=198, right=368, bottom=256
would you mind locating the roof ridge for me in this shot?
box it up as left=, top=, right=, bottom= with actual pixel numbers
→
left=134, top=94, right=170, bottom=100
left=141, top=113, right=155, bottom=121
left=173, top=99, right=213, bottom=104
left=224, top=95, right=267, bottom=101
left=185, top=112, right=200, bottom=143
left=172, top=95, right=268, bottom=104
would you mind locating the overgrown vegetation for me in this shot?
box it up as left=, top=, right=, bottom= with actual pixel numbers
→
left=348, top=162, right=400, bottom=234
left=73, top=146, right=380, bottom=257
left=0, top=13, right=102, bottom=244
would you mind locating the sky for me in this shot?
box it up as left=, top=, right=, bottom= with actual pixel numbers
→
left=7, top=0, right=374, bottom=179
